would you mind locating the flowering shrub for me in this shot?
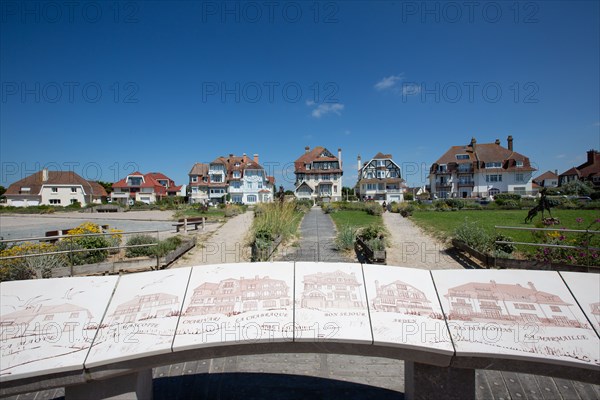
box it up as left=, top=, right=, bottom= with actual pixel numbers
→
left=65, top=222, right=110, bottom=264
left=0, top=242, right=66, bottom=281
left=533, top=218, right=600, bottom=265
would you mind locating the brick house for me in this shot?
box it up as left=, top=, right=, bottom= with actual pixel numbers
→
left=429, top=136, right=536, bottom=199
left=4, top=169, right=107, bottom=207
left=558, top=150, right=600, bottom=188
left=294, top=146, right=343, bottom=202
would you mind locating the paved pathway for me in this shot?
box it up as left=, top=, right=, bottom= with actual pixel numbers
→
left=172, top=211, right=254, bottom=266
left=280, top=207, right=351, bottom=262
left=383, top=212, right=464, bottom=269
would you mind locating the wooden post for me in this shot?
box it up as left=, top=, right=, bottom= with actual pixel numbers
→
left=202, top=217, right=205, bottom=231
left=183, top=218, right=188, bottom=233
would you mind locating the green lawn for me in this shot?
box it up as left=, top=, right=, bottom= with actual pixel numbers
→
left=411, top=209, right=600, bottom=253
left=329, top=210, right=383, bottom=230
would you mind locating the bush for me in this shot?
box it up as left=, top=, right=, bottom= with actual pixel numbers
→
left=125, top=235, right=158, bottom=258
left=590, top=191, right=600, bottom=201
left=494, top=193, right=522, bottom=201
left=335, top=225, right=357, bottom=251
left=366, top=238, right=385, bottom=251
left=445, top=199, right=465, bottom=210
left=0, top=242, right=67, bottom=281
left=497, top=200, right=521, bottom=209
left=404, top=193, right=414, bottom=201
left=224, top=204, right=244, bottom=217
left=65, top=222, right=110, bottom=264
left=322, top=203, right=337, bottom=214
left=359, top=225, right=386, bottom=241
left=434, top=200, right=451, bottom=211
left=153, top=236, right=183, bottom=257
left=494, top=234, right=516, bottom=254
left=295, top=199, right=313, bottom=212
left=365, top=202, right=383, bottom=216
left=454, top=219, right=492, bottom=254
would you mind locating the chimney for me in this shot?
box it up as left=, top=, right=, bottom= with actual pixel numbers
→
left=229, top=154, right=234, bottom=158
left=357, top=154, right=362, bottom=172
left=338, top=148, right=342, bottom=168
left=305, top=146, right=310, bottom=153
left=507, top=135, right=513, bottom=151
left=254, top=154, right=259, bottom=164
left=495, top=139, right=501, bottom=145
left=42, top=168, right=49, bottom=182
left=554, top=169, right=558, bottom=176
left=588, top=149, right=596, bottom=164
left=242, top=153, right=247, bottom=163
left=470, top=137, right=477, bottom=149
left=527, top=281, right=536, bottom=291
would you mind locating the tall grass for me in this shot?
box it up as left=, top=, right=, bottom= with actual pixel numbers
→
left=251, top=202, right=303, bottom=243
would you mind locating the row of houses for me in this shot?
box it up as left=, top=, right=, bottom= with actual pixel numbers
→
left=3, top=140, right=599, bottom=206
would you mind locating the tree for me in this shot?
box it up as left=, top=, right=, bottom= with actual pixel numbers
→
left=96, top=181, right=113, bottom=194
left=0, top=185, right=5, bottom=199
left=560, top=180, right=594, bottom=196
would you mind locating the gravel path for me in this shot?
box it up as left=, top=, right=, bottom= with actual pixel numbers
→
left=171, top=211, right=254, bottom=267
left=383, top=212, right=463, bottom=269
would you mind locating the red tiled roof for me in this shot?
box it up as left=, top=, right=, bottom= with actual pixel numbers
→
left=431, top=139, right=535, bottom=173
left=373, top=152, right=393, bottom=159
left=533, top=171, right=558, bottom=183
left=5, top=170, right=107, bottom=198
left=189, top=163, right=209, bottom=176
left=294, top=146, right=341, bottom=172
left=112, top=172, right=179, bottom=197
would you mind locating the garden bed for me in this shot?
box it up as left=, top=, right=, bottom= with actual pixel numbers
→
left=452, top=239, right=598, bottom=273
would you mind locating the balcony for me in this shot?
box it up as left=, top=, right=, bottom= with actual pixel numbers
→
left=458, top=181, right=474, bottom=187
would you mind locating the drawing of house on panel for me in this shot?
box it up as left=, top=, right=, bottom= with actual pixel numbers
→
left=301, top=270, right=364, bottom=310
left=445, top=280, right=586, bottom=328
left=106, top=293, right=179, bottom=325
left=185, top=275, right=291, bottom=316
left=371, top=280, right=434, bottom=316
left=0, top=304, right=92, bottom=339
left=591, top=302, right=600, bottom=325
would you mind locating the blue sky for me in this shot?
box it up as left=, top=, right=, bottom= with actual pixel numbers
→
left=1, top=1, right=599, bottom=189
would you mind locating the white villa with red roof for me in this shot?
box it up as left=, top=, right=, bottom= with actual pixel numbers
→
left=294, top=146, right=343, bottom=202
left=445, top=280, right=584, bottom=328
left=356, top=152, right=406, bottom=203
left=185, top=275, right=291, bottom=315
left=429, top=136, right=536, bottom=199
left=372, top=280, right=434, bottom=316
left=110, top=172, right=182, bottom=205
left=188, top=153, right=274, bottom=205
left=300, top=270, right=364, bottom=310
left=4, top=169, right=107, bottom=207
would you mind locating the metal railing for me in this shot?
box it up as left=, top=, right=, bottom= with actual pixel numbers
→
left=494, top=225, right=600, bottom=267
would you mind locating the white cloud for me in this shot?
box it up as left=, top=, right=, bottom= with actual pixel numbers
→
left=374, top=74, right=404, bottom=91
left=556, top=154, right=566, bottom=159
left=308, top=102, right=345, bottom=118
left=305, top=100, right=315, bottom=107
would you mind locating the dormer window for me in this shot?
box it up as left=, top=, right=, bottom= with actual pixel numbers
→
left=235, top=162, right=241, bottom=167
left=486, top=162, right=502, bottom=169
left=516, top=160, right=524, bottom=167
left=305, top=164, right=311, bottom=170
left=202, top=177, right=208, bottom=183
left=437, top=164, right=448, bottom=173
left=191, top=176, right=198, bottom=183
left=127, top=176, right=143, bottom=186
left=233, top=171, right=241, bottom=179
left=456, top=154, right=469, bottom=160
left=21, top=187, right=30, bottom=192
